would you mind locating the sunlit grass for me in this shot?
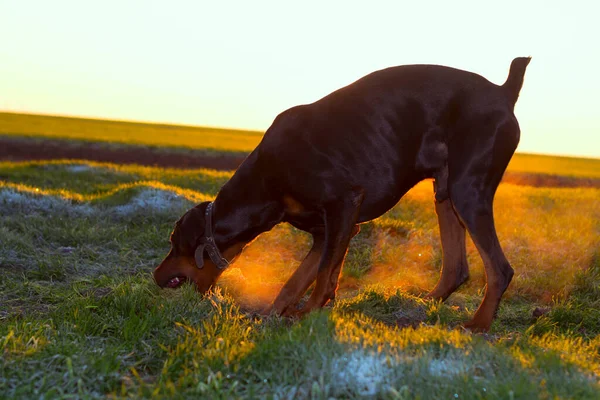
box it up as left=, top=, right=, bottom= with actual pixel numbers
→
left=1, top=322, right=53, bottom=358
left=508, top=152, right=600, bottom=179
left=1, top=160, right=599, bottom=398
left=4, top=287, right=597, bottom=398
left=0, top=112, right=262, bottom=153
left=0, top=180, right=212, bottom=204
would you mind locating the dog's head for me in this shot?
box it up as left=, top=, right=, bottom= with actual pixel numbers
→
left=153, top=202, right=225, bottom=293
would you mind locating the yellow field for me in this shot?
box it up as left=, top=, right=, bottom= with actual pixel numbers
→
left=0, top=112, right=262, bottom=153
left=508, top=153, right=600, bottom=179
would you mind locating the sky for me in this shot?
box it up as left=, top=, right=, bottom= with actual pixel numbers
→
left=1, top=0, right=599, bottom=158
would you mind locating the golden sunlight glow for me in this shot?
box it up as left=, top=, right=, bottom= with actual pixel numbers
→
left=219, top=224, right=310, bottom=310
left=4, top=168, right=597, bottom=309
left=218, top=179, right=600, bottom=309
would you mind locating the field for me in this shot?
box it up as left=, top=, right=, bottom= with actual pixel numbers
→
left=1, top=113, right=600, bottom=398
left=0, top=112, right=262, bottom=154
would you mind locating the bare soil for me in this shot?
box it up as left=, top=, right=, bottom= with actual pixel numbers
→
left=0, top=137, right=246, bottom=170
left=1, top=136, right=599, bottom=188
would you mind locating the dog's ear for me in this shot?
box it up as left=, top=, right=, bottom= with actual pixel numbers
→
left=177, top=202, right=208, bottom=252
left=194, top=244, right=206, bottom=269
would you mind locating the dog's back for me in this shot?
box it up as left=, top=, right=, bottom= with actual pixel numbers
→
left=255, top=58, right=530, bottom=218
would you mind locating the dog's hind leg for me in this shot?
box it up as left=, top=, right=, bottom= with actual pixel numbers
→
left=426, top=165, right=469, bottom=300
left=418, top=135, right=469, bottom=300
left=298, top=190, right=364, bottom=314
left=426, top=195, right=469, bottom=301
left=448, top=118, right=519, bottom=331
left=451, top=192, right=513, bottom=332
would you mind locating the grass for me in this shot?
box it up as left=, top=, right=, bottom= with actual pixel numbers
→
left=1, top=160, right=599, bottom=398
left=2, top=112, right=600, bottom=178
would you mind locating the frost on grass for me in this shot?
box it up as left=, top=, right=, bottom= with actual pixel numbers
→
left=0, top=189, right=93, bottom=216
left=64, top=164, right=95, bottom=173
left=427, top=357, right=468, bottom=377
left=319, top=351, right=475, bottom=398
left=331, top=351, right=393, bottom=396
left=0, top=187, right=193, bottom=217
left=113, top=189, right=192, bottom=215
left=47, top=163, right=124, bottom=175
left=273, top=351, right=395, bottom=399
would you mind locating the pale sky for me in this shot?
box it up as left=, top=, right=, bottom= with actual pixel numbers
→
left=1, top=0, right=599, bottom=158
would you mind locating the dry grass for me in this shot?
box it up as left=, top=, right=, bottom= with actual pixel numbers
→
left=0, top=112, right=262, bottom=153
left=508, top=153, right=600, bottom=179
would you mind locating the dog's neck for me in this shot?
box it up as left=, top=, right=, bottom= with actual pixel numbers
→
left=209, top=155, right=284, bottom=258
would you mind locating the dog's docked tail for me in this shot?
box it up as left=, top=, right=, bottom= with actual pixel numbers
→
left=503, top=57, right=531, bottom=105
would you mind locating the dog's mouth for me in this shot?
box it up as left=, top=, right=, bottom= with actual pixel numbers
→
left=153, top=255, right=221, bottom=294
left=165, top=276, right=188, bottom=289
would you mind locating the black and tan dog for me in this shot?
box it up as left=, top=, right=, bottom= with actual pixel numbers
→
left=154, top=57, right=531, bottom=331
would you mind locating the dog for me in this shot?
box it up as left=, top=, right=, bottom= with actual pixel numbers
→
left=154, top=57, right=531, bottom=332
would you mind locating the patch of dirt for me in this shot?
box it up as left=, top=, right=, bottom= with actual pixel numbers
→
left=502, top=171, right=600, bottom=189
left=1, top=136, right=598, bottom=188
left=0, top=136, right=246, bottom=170
left=392, top=307, right=428, bottom=329
left=532, top=307, right=551, bottom=319
left=0, top=299, right=55, bottom=319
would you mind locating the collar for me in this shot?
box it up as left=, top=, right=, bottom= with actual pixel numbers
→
left=194, top=202, right=230, bottom=270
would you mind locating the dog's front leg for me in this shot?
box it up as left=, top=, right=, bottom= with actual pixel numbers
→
left=298, top=191, right=364, bottom=315
left=265, top=228, right=325, bottom=316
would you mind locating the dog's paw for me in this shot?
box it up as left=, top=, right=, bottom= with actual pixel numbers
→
left=461, top=319, right=490, bottom=333
left=258, top=304, right=275, bottom=316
